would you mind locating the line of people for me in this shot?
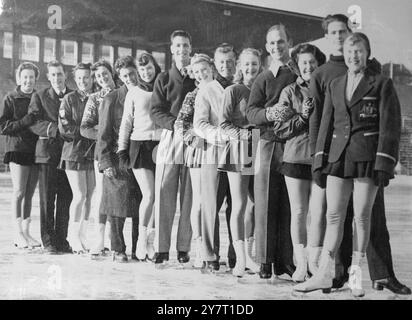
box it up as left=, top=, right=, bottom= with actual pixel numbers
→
left=0, top=13, right=410, bottom=297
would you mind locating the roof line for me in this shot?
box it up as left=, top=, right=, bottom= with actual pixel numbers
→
left=201, top=0, right=323, bottom=21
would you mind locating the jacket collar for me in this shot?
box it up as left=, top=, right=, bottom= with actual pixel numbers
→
left=337, top=71, right=377, bottom=108
left=11, top=86, right=35, bottom=99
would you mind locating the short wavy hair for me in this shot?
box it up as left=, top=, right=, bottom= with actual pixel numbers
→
left=16, top=61, right=40, bottom=82
left=114, top=55, right=136, bottom=74
left=291, top=43, right=326, bottom=67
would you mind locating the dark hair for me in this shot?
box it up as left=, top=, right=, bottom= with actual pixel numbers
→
left=214, top=42, right=237, bottom=59
left=72, top=62, right=91, bottom=75
left=266, top=24, right=292, bottom=43
left=47, top=60, right=64, bottom=73
left=170, top=30, right=192, bottom=45
left=344, top=32, right=371, bottom=59
left=114, top=55, right=136, bottom=74
left=322, top=14, right=351, bottom=34
left=291, top=43, right=326, bottom=67
left=16, top=61, right=40, bottom=81
left=136, top=51, right=162, bottom=80
left=91, top=59, right=113, bottom=76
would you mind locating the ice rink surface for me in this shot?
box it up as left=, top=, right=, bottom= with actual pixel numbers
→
left=0, top=172, right=411, bottom=300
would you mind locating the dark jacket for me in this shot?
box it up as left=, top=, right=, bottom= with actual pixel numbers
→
left=0, top=87, right=37, bottom=154
left=58, top=90, right=94, bottom=163
left=97, top=85, right=140, bottom=218
left=314, top=70, right=401, bottom=176
left=97, top=85, right=128, bottom=171
left=28, top=86, right=73, bottom=165
left=150, top=63, right=196, bottom=131
left=246, top=68, right=297, bottom=141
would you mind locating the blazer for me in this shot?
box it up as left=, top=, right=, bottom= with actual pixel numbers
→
left=0, top=87, right=37, bottom=154
left=58, top=90, right=94, bottom=163
left=314, top=70, right=401, bottom=176
left=28, top=86, right=73, bottom=164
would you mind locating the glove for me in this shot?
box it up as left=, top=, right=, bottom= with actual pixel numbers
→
left=266, top=103, right=295, bottom=122
left=301, top=97, right=314, bottom=119
left=117, top=149, right=130, bottom=170
left=374, top=170, right=391, bottom=187
left=103, top=166, right=117, bottom=178
left=313, top=169, right=327, bottom=189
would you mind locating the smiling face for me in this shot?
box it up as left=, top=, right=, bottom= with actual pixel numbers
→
left=138, top=61, right=156, bottom=83
left=74, top=69, right=92, bottom=92
left=47, top=65, right=66, bottom=92
left=191, top=61, right=214, bottom=85
left=326, top=21, right=350, bottom=54
left=118, top=67, right=138, bottom=89
left=19, top=69, right=36, bottom=94
left=170, top=36, right=192, bottom=67
left=94, top=66, right=114, bottom=89
left=240, top=52, right=260, bottom=85
left=265, top=28, right=290, bottom=63
left=214, top=51, right=236, bottom=79
left=344, top=40, right=368, bottom=73
left=297, top=52, right=318, bottom=82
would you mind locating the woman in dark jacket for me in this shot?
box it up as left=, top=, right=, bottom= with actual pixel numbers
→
left=0, top=62, right=40, bottom=248
left=58, top=63, right=94, bottom=253
left=295, top=33, right=402, bottom=297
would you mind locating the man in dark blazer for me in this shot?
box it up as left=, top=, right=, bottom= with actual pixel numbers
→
left=97, top=56, right=141, bottom=262
left=28, top=60, right=73, bottom=254
left=309, top=14, right=410, bottom=295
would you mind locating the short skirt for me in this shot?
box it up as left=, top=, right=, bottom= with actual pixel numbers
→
left=218, top=137, right=256, bottom=174
left=281, top=162, right=312, bottom=180
left=4, top=152, right=35, bottom=166
left=129, top=140, right=159, bottom=171
left=322, top=151, right=392, bottom=180
left=59, top=159, right=94, bottom=171
left=184, top=144, right=204, bottom=168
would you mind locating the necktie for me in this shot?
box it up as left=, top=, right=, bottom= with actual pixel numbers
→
left=181, top=67, right=188, bottom=78
left=58, top=92, right=64, bottom=99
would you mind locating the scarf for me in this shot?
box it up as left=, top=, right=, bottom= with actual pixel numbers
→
left=215, top=73, right=233, bottom=89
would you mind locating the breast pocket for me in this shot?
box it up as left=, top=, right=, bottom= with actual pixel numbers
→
left=358, top=97, right=379, bottom=124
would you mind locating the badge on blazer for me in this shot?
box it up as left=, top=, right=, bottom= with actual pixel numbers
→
left=359, top=96, right=378, bottom=121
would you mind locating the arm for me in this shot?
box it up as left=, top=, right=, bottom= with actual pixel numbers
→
left=273, top=86, right=308, bottom=140
left=313, top=82, right=335, bottom=171
left=150, top=74, right=176, bottom=131
left=309, top=72, right=324, bottom=156
left=375, top=78, right=401, bottom=175
left=193, top=88, right=225, bottom=145
left=0, top=95, right=35, bottom=136
left=246, top=77, right=270, bottom=125
left=175, top=90, right=195, bottom=141
left=80, top=94, right=99, bottom=140
left=97, top=94, right=115, bottom=171
left=28, top=92, right=58, bottom=138
left=117, top=91, right=134, bottom=152
left=58, top=95, right=79, bottom=142
left=220, top=87, right=245, bottom=140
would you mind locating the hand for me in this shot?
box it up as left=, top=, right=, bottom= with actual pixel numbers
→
left=374, top=171, right=391, bottom=187
left=313, top=169, right=327, bottom=189
left=265, top=103, right=295, bottom=122
left=103, top=167, right=116, bottom=178
left=301, top=98, right=314, bottom=119
left=117, top=149, right=129, bottom=170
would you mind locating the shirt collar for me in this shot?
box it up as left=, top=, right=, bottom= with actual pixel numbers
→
left=269, top=59, right=293, bottom=77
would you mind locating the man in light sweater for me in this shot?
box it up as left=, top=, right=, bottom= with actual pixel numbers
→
left=150, top=30, right=196, bottom=265
left=193, top=43, right=236, bottom=271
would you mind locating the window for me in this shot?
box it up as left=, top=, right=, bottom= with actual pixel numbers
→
left=43, top=37, right=56, bottom=63
left=3, top=32, right=12, bottom=58
left=100, top=45, right=114, bottom=64
left=21, top=34, right=40, bottom=61
left=136, top=49, right=146, bottom=58
left=152, top=51, right=166, bottom=71
left=118, top=46, right=131, bottom=58
left=61, top=40, right=78, bottom=65
left=82, top=42, right=94, bottom=64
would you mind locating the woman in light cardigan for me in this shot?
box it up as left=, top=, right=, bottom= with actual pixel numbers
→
left=117, top=52, right=162, bottom=261
left=219, top=48, right=262, bottom=277
left=174, top=53, right=215, bottom=268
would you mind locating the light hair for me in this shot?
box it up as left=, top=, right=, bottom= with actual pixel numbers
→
left=266, top=24, right=291, bottom=42
left=233, top=48, right=262, bottom=84
left=344, top=32, right=371, bottom=58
